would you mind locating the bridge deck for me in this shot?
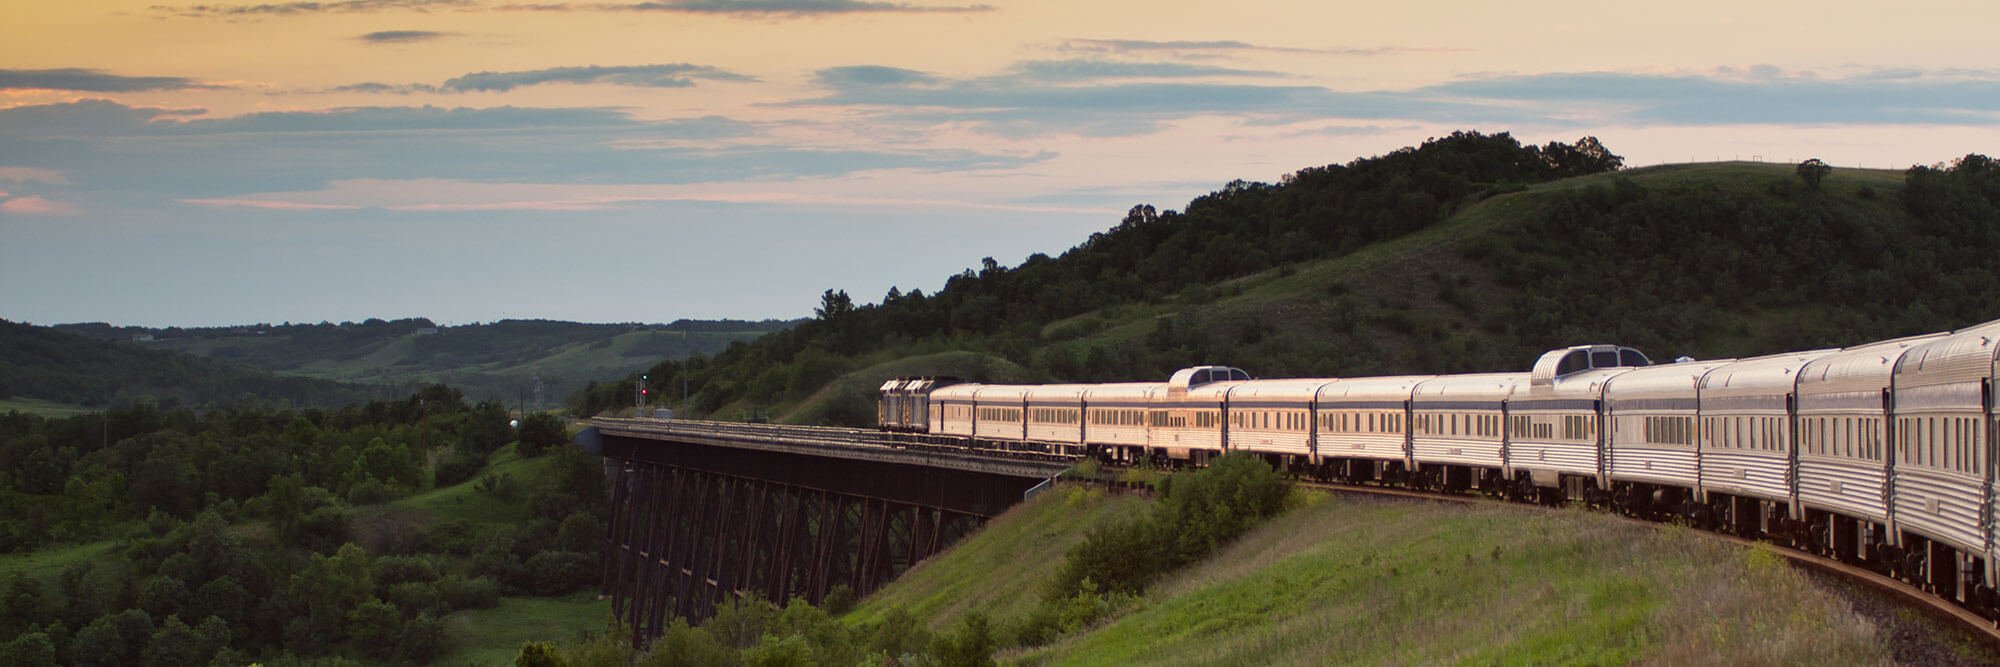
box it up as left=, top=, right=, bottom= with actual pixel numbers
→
left=588, top=418, right=1076, bottom=480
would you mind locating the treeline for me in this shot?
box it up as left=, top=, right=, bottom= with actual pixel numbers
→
left=0, top=319, right=391, bottom=409
left=0, top=386, right=604, bottom=665
left=574, top=132, right=1622, bottom=418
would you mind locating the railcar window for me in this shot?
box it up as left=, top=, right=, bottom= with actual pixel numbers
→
left=1559, top=351, right=1588, bottom=376
left=1591, top=351, right=1619, bottom=367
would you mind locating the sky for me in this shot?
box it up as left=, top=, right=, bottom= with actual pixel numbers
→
left=3, top=1, right=1998, bottom=327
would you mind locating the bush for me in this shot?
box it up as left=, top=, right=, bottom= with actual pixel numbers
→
left=433, top=447, right=487, bottom=487
left=344, top=478, right=404, bottom=505
left=517, top=413, right=568, bottom=457
left=372, top=555, right=440, bottom=586
left=639, top=617, right=737, bottom=667
left=555, top=512, right=604, bottom=554
left=521, top=551, right=595, bottom=596
left=397, top=613, right=447, bottom=664
left=436, top=575, right=500, bottom=611
left=426, top=520, right=482, bottom=555
left=1035, top=453, right=1287, bottom=643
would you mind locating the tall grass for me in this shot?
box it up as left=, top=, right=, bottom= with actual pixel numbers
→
left=1016, top=498, right=1890, bottom=666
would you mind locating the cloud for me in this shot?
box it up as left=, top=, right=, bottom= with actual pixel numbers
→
left=1058, top=38, right=1461, bottom=58
left=800, top=62, right=2000, bottom=137
left=0, top=68, right=213, bottom=92
left=177, top=176, right=1095, bottom=214
left=0, top=99, right=1043, bottom=204
left=802, top=63, right=1508, bottom=137
left=360, top=29, right=448, bottom=43
left=0, top=167, right=69, bottom=185
left=501, top=0, right=993, bottom=15
left=440, top=64, right=753, bottom=92
left=814, top=66, right=940, bottom=88
left=156, top=0, right=472, bottom=17
left=1009, top=59, right=1281, bottom=82
left=0, top=195, right=78, bottom=215
left=1424, top=70, right=2000, bottom=126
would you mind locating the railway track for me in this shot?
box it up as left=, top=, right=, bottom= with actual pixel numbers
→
left=1288, top=478, right=2000, bottom=650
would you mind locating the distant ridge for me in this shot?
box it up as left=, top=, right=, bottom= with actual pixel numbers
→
left=49, top=317, right=798, bottom=404
left=0, top=318, right=387, bottom=411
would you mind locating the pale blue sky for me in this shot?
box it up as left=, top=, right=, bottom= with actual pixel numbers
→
left=3, top=1, right=1997, bottom=326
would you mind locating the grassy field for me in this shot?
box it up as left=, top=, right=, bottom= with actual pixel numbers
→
left=0, top=397, right=96, bottom=418
left=846, top=486, right=1146, bottom=632
left=0, top=539, right=118, bottom=584
left=435, top=592, right=612, bottom=666
left=382, top=444, right=557, bottom=525
left=1009, top=495, right=1889, bottom=665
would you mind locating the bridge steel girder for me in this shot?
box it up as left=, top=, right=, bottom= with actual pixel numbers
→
left=598, top=432, right=1043, bottom=645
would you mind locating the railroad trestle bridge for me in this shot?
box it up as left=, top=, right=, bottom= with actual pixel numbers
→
left=580, top=418, right=1072, bottom=641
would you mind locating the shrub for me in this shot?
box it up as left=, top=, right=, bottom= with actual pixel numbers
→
left=433, top=447, right=487, bottom=487
left=372, top=555, right=441, bottom=586
left=436, top=575, right=500, bottom=611
left=522, top=551, right=595, bottom=596
left=397, top=613, right=447, bottom=664
left=426, top=520, right=481, bottom=555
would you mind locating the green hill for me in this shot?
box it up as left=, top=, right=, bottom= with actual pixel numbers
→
left=593, top=134, right=2000, bottom=423
left=51, top=317, right=796, bottom=406
left=859, top=486, right=1929, bottom=665
left=0, top=318, right=386, bottom=412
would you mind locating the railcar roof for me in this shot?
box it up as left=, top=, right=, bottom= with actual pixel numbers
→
left=1701, top=349, right=1839, bottom=397
left=1412, top=372, right=1528, bottom=400
left=1799, top=331, right=1948, bottom=396
left=1604, top=359, right=1737, bottom=401
left=1895, top=318, right=2000, bottom=389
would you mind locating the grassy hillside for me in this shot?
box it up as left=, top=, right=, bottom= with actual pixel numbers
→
left=853, top=486, right=1926, bottom=665
left=846, top=487, right=1145, bottom=631
left=53, top=318, right=794, bottom=405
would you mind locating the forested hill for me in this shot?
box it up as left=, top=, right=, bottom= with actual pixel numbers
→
left=0, top=319, right=388, bottom=410
left=50, top=317, right=797, bottom=405
left=579, top=132, right=2000, bottom=425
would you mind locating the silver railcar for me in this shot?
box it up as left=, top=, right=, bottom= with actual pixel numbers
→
left=1699, top=349, right=1837, bottom=536
left=1315, top=375, right=1431, bottom=483
left=1225, top=379, right=1336, bottom=458
left=1604, top=359, right=1735, bottom=517
left=1888, top=319, right=1999, bottom=602
left=1410, top=372, right=1523, bottom=494
left=1795, top=333, right=1944, bottom=566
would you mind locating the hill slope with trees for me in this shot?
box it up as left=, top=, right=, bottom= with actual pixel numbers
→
left=0, top=320, right=388, bottom=412
left=44, top=317, right=797, bottom=408
left=578, top=132, right=2000, bottom=424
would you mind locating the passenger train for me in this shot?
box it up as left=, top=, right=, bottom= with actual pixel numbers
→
left=877, top=318, right=2000, bottom=620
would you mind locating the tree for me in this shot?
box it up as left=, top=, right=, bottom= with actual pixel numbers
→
left=814, top=289, right=855, bottom=322
left=1797, top=158, right=1832, bottom=191
left=517, top=413, right=568, bottom=457
left=0, top=631, right=56, bottom=667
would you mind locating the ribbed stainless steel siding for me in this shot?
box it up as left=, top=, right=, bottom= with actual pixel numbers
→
left=1318, top=431, right=1407, bottom=462
left=1151, top=426, right=1223, bottom=453
left=1608, top=446, right=1699, bottom=488
left=1797, top=458, right=1890, bottom=522
left=1700, top=450, right=1791, bottom=501
left=1510, top=440, right=1599, bottom=477
left=1232, top=429, right=1310, bottom=455
left=1412, top=435, right=1504, bottom=468
left=1892, top=467, right=1987, bottom=554
left=1086, top=424, right=1148, bottom=447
